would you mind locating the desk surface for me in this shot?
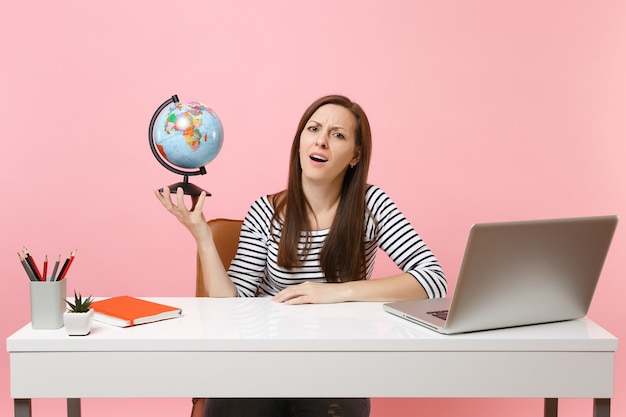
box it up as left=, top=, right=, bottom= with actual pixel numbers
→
left=6, top=297, right=618, bottom=400
left=6, top=297, right=618, bottom=352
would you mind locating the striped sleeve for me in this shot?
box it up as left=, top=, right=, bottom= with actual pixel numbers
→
left=366, top=185, right=447, bottom=298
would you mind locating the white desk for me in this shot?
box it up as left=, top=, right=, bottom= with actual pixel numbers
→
left=6, top=297, right=617, bottom=417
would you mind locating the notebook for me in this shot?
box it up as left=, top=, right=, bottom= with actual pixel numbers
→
left=383, top=215, right=618, bottom=334
left=91, top=296, right=182, bottom=327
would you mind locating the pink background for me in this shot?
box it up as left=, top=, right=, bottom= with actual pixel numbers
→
left=2, top=1, right=625, bottom=416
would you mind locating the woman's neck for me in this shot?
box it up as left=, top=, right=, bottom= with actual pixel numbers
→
left=302, top=182, right=342, bottom=230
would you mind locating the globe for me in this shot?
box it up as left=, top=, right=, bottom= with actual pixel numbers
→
left=148, top=95, right=224, bottom=196
left=153, top=101, right=224, bottom=169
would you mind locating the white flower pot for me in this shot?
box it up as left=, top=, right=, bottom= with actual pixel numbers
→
left=63, top=309, right=94, bottom=336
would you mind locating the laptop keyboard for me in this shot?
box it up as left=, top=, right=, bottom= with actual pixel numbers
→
left=427, top=310, right=448, bottom=321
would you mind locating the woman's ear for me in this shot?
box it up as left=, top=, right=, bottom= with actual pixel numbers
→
left=350, top=147, right=362, bottom=167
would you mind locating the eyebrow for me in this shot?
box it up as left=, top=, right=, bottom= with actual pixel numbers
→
left=307, top=120, right=348, bottom=132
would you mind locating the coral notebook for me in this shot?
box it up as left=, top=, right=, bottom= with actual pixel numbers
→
left=91, top=296, right=182, bottom=327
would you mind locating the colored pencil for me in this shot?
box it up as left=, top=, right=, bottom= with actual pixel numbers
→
left=18, top=252, right=38, bottom=282
left=56, top=253, right=71, bottom=281
left=42, top=255, right=48, bottom=282
left=58, top=250, right=77, bottom=281
left=50, top=255, right=61, bottom=282
left=23, top=248, right=42, bottom=281
left=61, top=250, right=77, bottom=280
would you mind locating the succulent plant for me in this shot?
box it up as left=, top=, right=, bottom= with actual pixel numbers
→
left=66, top=290, right=93, bottom=313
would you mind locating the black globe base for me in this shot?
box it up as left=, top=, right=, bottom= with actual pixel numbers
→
left=164, top=180, right=212, bottom=197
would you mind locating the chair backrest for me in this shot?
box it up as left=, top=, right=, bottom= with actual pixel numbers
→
left=195, top=218, right=243, bottom=297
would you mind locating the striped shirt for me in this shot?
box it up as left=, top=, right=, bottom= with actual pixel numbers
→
left=228, top=184, right=447, bottom=299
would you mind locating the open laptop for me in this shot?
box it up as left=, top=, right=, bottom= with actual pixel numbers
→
left=383, top=215, right=618, bottom=334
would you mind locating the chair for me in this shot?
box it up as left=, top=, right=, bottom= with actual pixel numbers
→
left=192, top=218, right=243, bottom=416
left=195, top=218, right=243, bottom=297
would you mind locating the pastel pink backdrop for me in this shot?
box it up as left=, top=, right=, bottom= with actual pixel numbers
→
left=2, top=1, right=625, bottom=416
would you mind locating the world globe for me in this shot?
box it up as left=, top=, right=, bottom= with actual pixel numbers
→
left=149, top=95, right=224, bottom=196
left=153, top=101, right=224, bottom=169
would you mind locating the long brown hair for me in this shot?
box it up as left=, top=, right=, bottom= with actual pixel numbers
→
left=271, top=95, right=372, bottom=282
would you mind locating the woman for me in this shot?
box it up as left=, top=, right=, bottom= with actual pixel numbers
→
left=155, top=94, right=447, bottom=417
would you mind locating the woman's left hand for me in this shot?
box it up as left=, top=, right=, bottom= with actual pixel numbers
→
left=272, top=273, right=428, bottom=304
left=272, top=281, right=348, bottom=305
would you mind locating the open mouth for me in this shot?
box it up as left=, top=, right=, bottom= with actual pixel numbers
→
left=310, top=154, right=328, bottom=163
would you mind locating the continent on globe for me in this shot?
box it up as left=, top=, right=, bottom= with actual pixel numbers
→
left=153, top=101, right=224, bottom=169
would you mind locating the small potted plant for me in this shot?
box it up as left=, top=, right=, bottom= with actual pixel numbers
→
left=63, top=290, right=94, bottom=336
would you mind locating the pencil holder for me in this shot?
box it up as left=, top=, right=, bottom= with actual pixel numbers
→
left=29, top=279, right=67, bottom=329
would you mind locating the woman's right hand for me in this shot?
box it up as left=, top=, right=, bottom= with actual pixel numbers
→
left=153, top=187, right=213, bottom=246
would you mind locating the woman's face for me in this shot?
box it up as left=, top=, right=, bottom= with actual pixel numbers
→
left=299, top=104, right=361, bottom=187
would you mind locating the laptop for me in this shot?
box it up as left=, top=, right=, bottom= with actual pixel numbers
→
left=383, top=215, right=618, bottom=334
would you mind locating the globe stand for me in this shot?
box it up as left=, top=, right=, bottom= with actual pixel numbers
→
left=165, top=175, right=212, bottom=197
left=149, top=94, right=212, bottom=197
